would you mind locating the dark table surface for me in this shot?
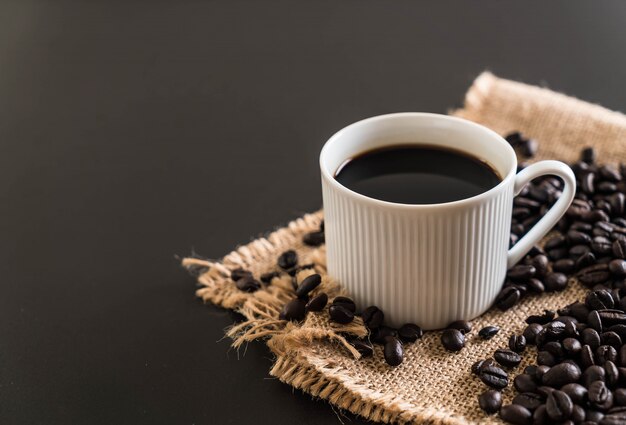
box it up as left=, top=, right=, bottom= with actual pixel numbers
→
left=2, top=1, right=626, bottom=423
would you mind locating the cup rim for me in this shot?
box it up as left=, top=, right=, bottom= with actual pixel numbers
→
left=319, top=112, right=518, bottom=210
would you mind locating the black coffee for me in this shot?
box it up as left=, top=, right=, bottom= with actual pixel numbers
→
left=334, top=145, right=501, bottom=204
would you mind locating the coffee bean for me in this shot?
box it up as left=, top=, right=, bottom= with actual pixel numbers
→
left=480, top=365, right=509, bottom=389
left=531, top=254, right=549, bottom=277
left=609, top=193, right=626, bottom=216
left=525, top=278, right=545, bottom=293
left=383, top=336, right=403, bottom=366
left=509, top=335, right=527, bottom=353
left=548, top=247, right=569, bottom=261
left=479, top=325, right=500, bottom=339
left=328, top=304, right=354, bottom=324
left=526, top=310, right=556, bottom=325
left=582, top=365, right=606, bottom=387
left=398, top=323, right=423, bottom=343
left=576, top=252, right=598, bottom=270
left=235, top=275, right=262, bottom=292
left=554, top=259, right=576, bottom=273
left=260, top=271, right=280, bottom=284
left=562, top=383, right=588, bottom=405
left=563, top=337, right=582, bottom=355
left=495, top=287, right=521, bottom=310
left=589, top=310, right=604, bottom=332
left=447, top=320, right=472, bottom=334
left=602, top=331, right=622, bottom=350
left=505, top=131, right=523, bottom=145
left=599, top=310, right=626, bottom=327
left=605, top=360, right=619, bottom=388
left=587, top=289, right=616, bottom=310
left=478, top=389, right=502, bottom=414
left=545, top=272, right=568, bottom=291
left=515, top=197, right=541, bottom=210
left=582, top=147, right=597, bottom=163
left=305, top=293, right=328, bottom=312
left=568, top=230, right=592, bottom=245
left=585, top=209, right=611, bottom=223
left=582, top=172, right=596, bottom=195
left=545, top=234, right=567, bottom=250
left=302, top=231, right=325, bottom=247
left=544, top=321, right=567, bottom=340
left=295, top=273, right=322, bottom=298
left=542, top=362, right=582, bottom=387
left=348, top=338, right=373, bottom=358
left=523, top=323, right=543, bottom=345
left=512, top=392, right=543, bottom=411
left=599, top=182, right=618, bottom=193
left=279, top=297, right=307, bottom=321
left=570, top=244, right=591, bottom=258
left=361, top=306, right=384, bottom=330
left=546, top=390, right=574, bottom=421
left=620, top=345, right=626, bottom=366
left=500, top=404, right=532, bottom=425
left=544, top=341, right=565, bottom=357
left=597, top=345, right=618, bottom=364
left=277, top=250, right=298, bottom=270
left=589, top=380, right=611, bottom=407
left=513, top=373, right=538, bottom=393
left=371, top=326, right=398, bottom=345
left=609, top=259, right=626, bottom=277
left=537, top=350, right=557, bottom=366
left=441, top=329, right=465, bottom=352
left=332, top=296, right=356, bottom=312
left=472, top=357, right=496, bottom=375
left=519, top=138, right=538, bottom=157
left=578, top=264, right=611, bottom=286
left=613, top=239, right=626, bottom=259
left=513, top=207, right=532, bottom=219
left=508, top=264, right=537, bottom=281
left=581, top=345, right=596, bottom=368
left=609, top=325, right=626, bottom=343
left=615, top=388, right=626, bottom=406
left=593, top=237, right=614, bottom=256
left=493, top=349, right=521, bottom=369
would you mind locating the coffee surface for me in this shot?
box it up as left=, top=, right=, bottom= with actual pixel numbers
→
left=334, top=145, right=501, bottom=204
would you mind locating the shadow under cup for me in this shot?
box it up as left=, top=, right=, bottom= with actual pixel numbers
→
left=320, top=113, right=519, bottom=330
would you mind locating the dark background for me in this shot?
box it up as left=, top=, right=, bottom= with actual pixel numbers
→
left=1, top=1, right=625, bottom=423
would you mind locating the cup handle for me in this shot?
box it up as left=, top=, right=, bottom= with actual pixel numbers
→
left=507, top=160, right=576, bottom=269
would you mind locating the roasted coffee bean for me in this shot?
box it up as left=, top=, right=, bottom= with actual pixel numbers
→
left=599, top=310, right=626, bottom=327
left=554, top=259, right=576, bottom=274
left=478, top=389, right=502, bottom=414
left=495, top=287, right=520, bottom=310
left=447, top=320, right=472, bottom=334
left=383, top=336, right=403, bottom=366
left=542, top=362, right=582, bottom=387
left=599, top=182, right=618, bottom=193
left=231, top=268, right=253, bottom=281
left=585, top=209, right=611, bottom=223
left=509, top=335, right=527, bottom=353
left=589, top=310, right=604, bottom=333
left=441, top=329, right=465, bottom=352
left=576, top=252, right=598, bottom=270
left=545, top=234, right=567, bottom=250
left=548, top=247, right=569, bottom=261
left=235, top=275, right=262, bottom=292
left=544, top=341, right=565, bottom=357
left=601, top=331, right=622, bottom=350
left=562, top=383, right=588, bottom=405
left=581, top=172, right=596, bottom=195
left=515, top=197, right=541, bottom=210
left=525, top=278, right=545, bottom=293
left=500, top=404, right=532, bottom=425
left=523, top=323, right=543, bottom=345
left=305, top=293, right=328, bottom=312
left=579, top=264, right=611, bottom=286
left=277, top=250, right=298, bottom=270
left=494, top=349, right=522, bottom=368
left=587, top=289, right=616, bottom=310
left=568, top=230, right=592, bottom=245
left=472, top=358, right=496, bottom=375
left=361, top=306, right=384, bottom=329
left=328, top=304, right=354, bottom=324
left=512, top=392, right=543, bottom=411
left=605, top=360, right=619, bottom=388
left=371, top=326, right=398, bottom=345
left=571, top=221, right=593, bottom=232
left=279, top=297, right=307, bottom=321
left=512, top=207, right=532, bottom=219
left=615, top=388, right=626, bottom=406
left=508, top=265, right=537, bottom=281
left=398, top=323, right=423, bottom=343
left=332, top=296, right=356, bottom=313
left=597, top=345, right=618, bottom=364
left=519, top=138, right=538, bottom=157
left=581, top=345, right=596, bottom=368
left=531, top=254, right=549, bottom=277
left=546, top=390, right=574, bottom=421
left=544, top=321, right=567, bottom=340
left=505, top=131, right=523, bottom=145
left=570, top=244, right=592, bottom=258
left=600, top=164, right=622, bottom=182
left=613, top=239, right=626, bottom=259
left=609, top=193, right=626, bottom=216
left=295, top=273, right=322, bottom=298
left=532, top=405, right=548, bottom=424
left=582, top=365, right=606, bottom=387
left=563, top=337, right=582, bottom=355
left=348, top=338, right=374, bottom=358
left=589, top=380, right=611, bottom=407
left=544, top=272, right=568, bottom=291
left=593, top=237, right=614, bottom=256
left=480, top=366, right=509, bottom=389
left=620, top=345, right=626, bottom=366
left=537, top=350, right=557, bottom=366
left=479, top=325, right=500, bottom=339
left=609, top=259, right=626, bottom=277
left=302, top=231, right=325, bottom=247
left=526, top=310, right=556, bottom=325
left=513, top=373, right=538, bottom=393
left=609, top=325, right=626, bottom=343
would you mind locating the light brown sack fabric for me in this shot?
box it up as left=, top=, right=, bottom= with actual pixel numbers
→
left=183, top=72, right=626, bottom=424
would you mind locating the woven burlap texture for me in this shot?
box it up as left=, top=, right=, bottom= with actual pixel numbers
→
left=183, top=72, right=626, bottom=424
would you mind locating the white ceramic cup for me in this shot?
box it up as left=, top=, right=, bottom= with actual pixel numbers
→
left=320, top=113, right=576, bottom=330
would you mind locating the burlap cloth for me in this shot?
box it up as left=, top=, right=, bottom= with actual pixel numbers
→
left=183, top=72, right=626, bottom=424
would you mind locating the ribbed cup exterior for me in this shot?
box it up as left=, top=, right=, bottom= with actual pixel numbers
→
left=322, top=175, right=514, bottom=330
